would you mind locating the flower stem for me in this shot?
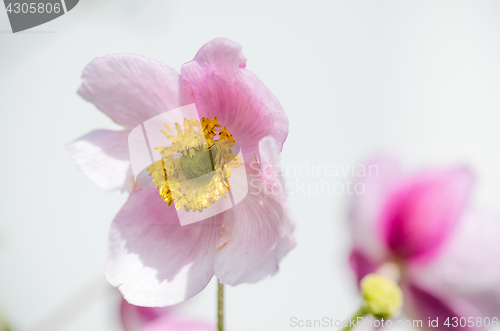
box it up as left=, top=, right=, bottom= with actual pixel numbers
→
left=0, top=311, right=12, bottom=331
left=217, top=279, right=224, bottom=331
left=342, top=306, right=367, bottom=331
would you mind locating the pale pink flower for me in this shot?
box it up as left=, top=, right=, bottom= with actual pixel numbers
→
left=120, top=299, right=215, bottom=331
left=349, top=156, right=500, bottom=329
left=67, top=38, right=295, bottom=306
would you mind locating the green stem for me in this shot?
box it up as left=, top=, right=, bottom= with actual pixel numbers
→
left=342, top=306, right=367, bottom=331
left=217, top=280, right=224, bottom=331
left=0, top=314, right=12, bottom=331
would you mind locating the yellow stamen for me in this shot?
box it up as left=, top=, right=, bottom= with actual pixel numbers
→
left=147, top=117, right=243, bottom=212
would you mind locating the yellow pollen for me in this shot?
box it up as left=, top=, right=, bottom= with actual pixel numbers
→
left=147, top=117, right=243, bottom=212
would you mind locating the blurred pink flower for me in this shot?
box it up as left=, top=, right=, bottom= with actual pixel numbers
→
left=349, top=156, right=500, bottom=329
left=120, top=299, right=215, bottom=331
left=67, top=38, right=295, bottom=306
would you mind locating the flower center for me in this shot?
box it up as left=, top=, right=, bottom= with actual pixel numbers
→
left=180, top=148, right=217, bottom=182
left=147, top=117, right=243, bottom=212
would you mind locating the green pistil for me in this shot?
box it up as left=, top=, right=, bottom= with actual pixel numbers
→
left=180, top=148, right=217, bottom=181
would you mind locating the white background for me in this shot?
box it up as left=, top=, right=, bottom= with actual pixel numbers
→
left=1, top=1, right=500, bottom=330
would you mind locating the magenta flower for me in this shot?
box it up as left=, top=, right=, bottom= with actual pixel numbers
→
left=349, top=156, right=500, bottom=328
left=67, top=38, right=295, bottom=306
left=120, top=299, right=215, bottom=331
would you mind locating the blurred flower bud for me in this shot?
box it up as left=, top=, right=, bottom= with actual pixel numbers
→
left=360, top=274, right=403, bottom=319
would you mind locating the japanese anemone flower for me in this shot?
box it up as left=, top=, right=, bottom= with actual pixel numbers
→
left=349, top=156, right=500, bottom=329
left=67, top=38, right=295, bottom=307
left=120, top=299, right=215, bottom=331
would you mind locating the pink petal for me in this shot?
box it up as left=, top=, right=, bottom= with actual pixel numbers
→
left=348, top=155, right=402, bottom=268
left=409, top=210, right=500, bottom=317
left=214, top=137, right=296, bottom=285
left=66, top=129, right=134, bottom=193
left=181, top=38, right=288, bottom=159
left=404, top=282, right=480, bottom=331
left=380, top=167, right=474, bottom=262
left=141, top=315, right=215, bottom=331
left=348, top=249, right=379, bottom=283
left=78, top=54, right=195, bottom=129
left=120, top=299, right=172, bottom=331
left=105, top=187, right=222, bottom=307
